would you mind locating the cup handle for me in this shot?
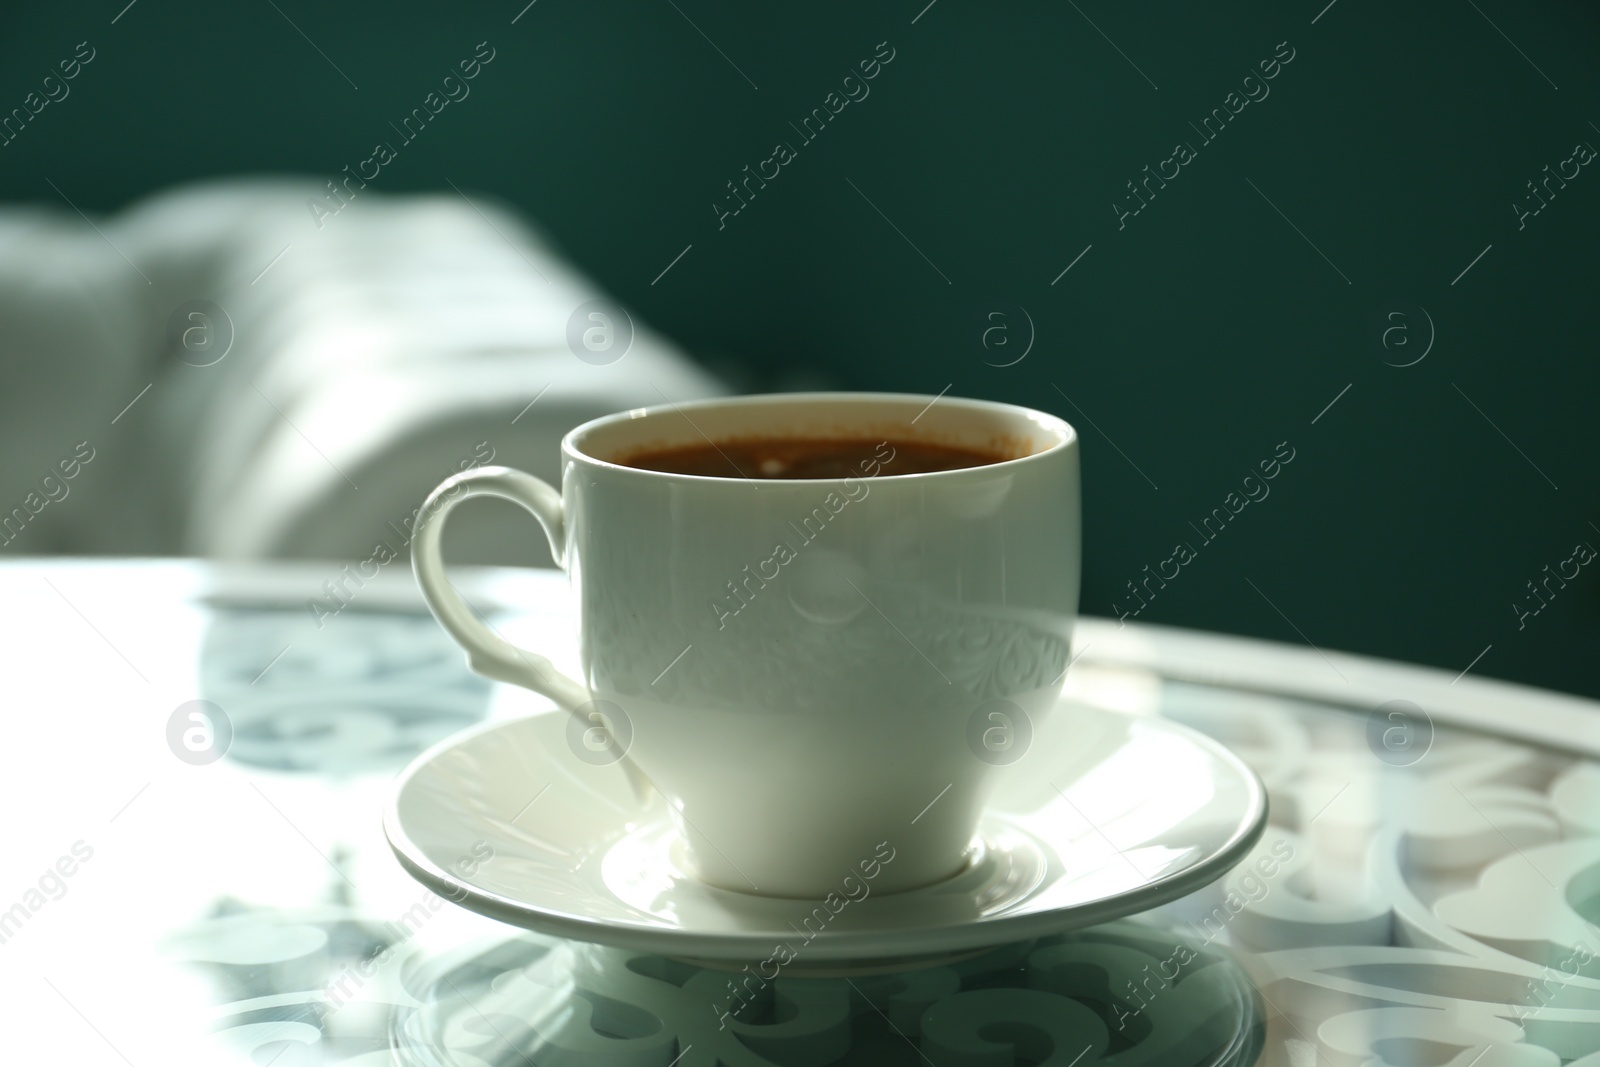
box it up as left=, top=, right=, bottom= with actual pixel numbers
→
left=411, top=465, right=590, bottom=712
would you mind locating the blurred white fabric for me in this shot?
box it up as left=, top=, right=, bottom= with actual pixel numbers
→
left=0, top=178, right=726, bottom=566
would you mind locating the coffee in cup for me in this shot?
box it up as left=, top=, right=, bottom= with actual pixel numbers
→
left=411, top=392, right=1080, bottom=898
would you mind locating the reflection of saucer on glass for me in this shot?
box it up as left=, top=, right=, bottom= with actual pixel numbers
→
left=384, top=703, right=1266, bottom=972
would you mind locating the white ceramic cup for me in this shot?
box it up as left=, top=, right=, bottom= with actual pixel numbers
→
left=411, top=392, right=1080, bottom=898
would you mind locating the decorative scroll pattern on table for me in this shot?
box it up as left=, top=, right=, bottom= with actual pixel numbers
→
left=198, top=609, right=490, bottom=773
left=166, top=906, right=1259, bottom=1066
left=1151, top=681, right=1600, bottom=1065
left=396, top=923, right=1261, bottom=1066
left=168, top=609, right=1600, bottom=1065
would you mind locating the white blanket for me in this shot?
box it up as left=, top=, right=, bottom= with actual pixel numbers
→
left=0, top=178, right=726, bottom=566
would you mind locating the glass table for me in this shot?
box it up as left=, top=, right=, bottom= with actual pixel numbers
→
left=2, top=559, right=1596, bottom=1065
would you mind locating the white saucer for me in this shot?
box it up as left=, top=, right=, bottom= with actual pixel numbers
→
left=385, top=702, right=1267, bottom=970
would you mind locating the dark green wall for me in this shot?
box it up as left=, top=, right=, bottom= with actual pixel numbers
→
left=4, top=1, right=1597, bottom=698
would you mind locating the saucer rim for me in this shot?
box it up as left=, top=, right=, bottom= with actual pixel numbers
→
left=383, top=706, right=1269, bottom=962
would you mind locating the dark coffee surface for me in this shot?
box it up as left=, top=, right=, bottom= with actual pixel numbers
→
left=616, top=436, right=1010, bottom=479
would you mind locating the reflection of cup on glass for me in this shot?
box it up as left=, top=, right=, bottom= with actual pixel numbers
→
left=411, top=393, right=1080, bottom=898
